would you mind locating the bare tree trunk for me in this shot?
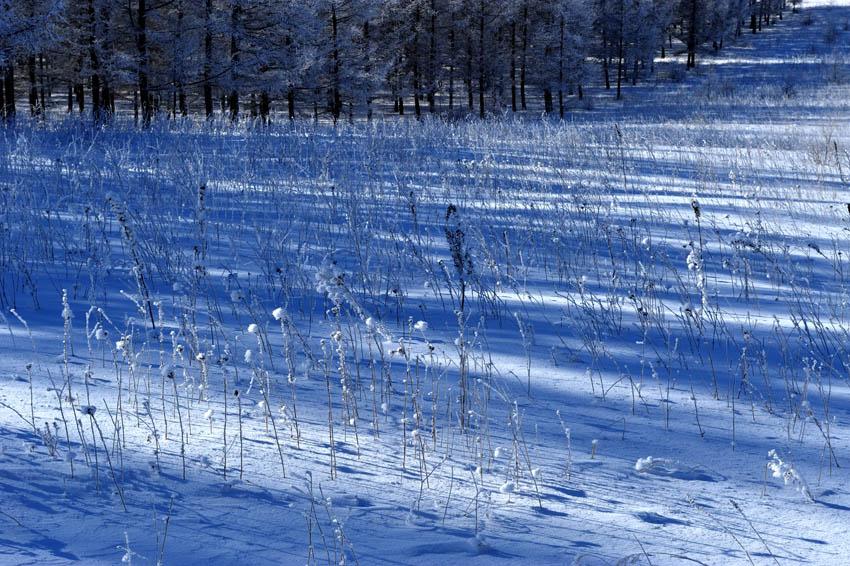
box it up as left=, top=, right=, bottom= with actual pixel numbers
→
left=28, top=56, right=40, bottom=117
left=413, top=7, right=421, bottom=117
left=137, top=0, right=151, bottom=126
left=260, top=91, right=270, bottom=125
left=88, top=0, right=102, bottom=123
left=558, top=16, right=564, bottom=118
left=478, top=0, right=485, bottom=118
left=448, top=28, right=455, bottom=109
left=176, top=0, right=187, bottom=117
left=364, top=22, right=373, bottom=120
left=687, top=0, right=698, bottom=68
left=510, top=22, right=517, bottom=112
left=467, top=35, right=473, bottom=110
left=75, top=82, right=85, bottom=113
left=229, top=3, right=241, bottom=121
left=616, top=36, right=623, bottom=99
left=428, top=1, right=436, bottom=113
left=288, top=89, right=295, bottom=120
left=603, top=30, right=611, bottom=89
left=204, top=0, right=214, bottom=118
left=330, top=2, right=341, bottom=122
left=39, top=54, right=47, bottom=113
left=520, top=3, right=528, bottom=110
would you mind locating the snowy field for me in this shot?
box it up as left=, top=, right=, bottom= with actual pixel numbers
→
left=2, top=3, right=850, bottom=565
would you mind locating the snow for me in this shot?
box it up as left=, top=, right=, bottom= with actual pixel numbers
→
left=1, top=3, right=850, bottom=566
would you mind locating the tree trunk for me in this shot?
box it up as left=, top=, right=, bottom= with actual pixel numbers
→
left=88, top=0, right=102, bottom=123
left=603, top=30, right=610, bottom=89
left=448, top=28, right=455, bottom=109
left=467, top=36, right=473, bottom=110
left=330, top=3, right=342, bottom=122
left=75, top=83, right=85, bottom=114
left=176, top=0, right=186, bottom=119
left=687, top=0, right=698, bottom=68
left=559, top=16, right=564, bottom=118
left=616, top=36, right=623, bottom=99
left=138, top=0, right=151, bottom=126
left=363, top=22, right=373, bottom=120
left=478, top=0, right=485, bottom=119
left=28, top=56, right=39, bottom=117
left=229, top=3, right=241, bottom=121
left=428, top=1, right=436, bottom=113
left=204, top=0, right=213, bottom=118
left=413, top=8, right=422, bottom=118
left=288, top=88, right=295, bottom=120
left=510, top=22, right=517, bottom=112
left=260, top=91, right=270, bottom=125
left=520, top=3, right=528, bottom=110
left=39, top=54, right=46, bottom=114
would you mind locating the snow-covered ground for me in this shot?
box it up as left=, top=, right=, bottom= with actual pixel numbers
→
left=1, top=3, right=849, bottom=565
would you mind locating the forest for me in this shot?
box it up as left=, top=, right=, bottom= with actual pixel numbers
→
left=0, top=0, right=796, bottom=123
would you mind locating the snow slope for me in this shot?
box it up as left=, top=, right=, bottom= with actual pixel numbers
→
left=1, top=3, right=849, bottom=565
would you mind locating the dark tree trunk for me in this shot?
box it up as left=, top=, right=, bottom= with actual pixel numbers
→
left=428, top=1, right=436, bottom=113
left=478, top=0, right=485, bottom=119
left=330, top=3, right=341, bottom=122
left=603, top=30, right=610, bottom=89
left=260, top=91, right=270, bottom=125
left=616, top=37, right=623, bottom=99
left=288, top=89, right=295, bottom=120
left=28, top=56, right=40, bottom=117
left=92, top=75, right=101, bottom=121
left=413, top=8, right=422, bottom=118
left=39, top=54, right=46, bottom=113
left=75, top=83, right=85, bottom=113
left=138, top=0, right=151, bottom=126
left=176, top=1, right=186, bottom=118
left=204, top=0, right=214, bottom=118
left=363, top=22, right=373, bottom=120
left=510, top=22, right=517, bottom=112
left=687, top=0, right=697, bottom=68
left=88, top=0, right=102, bottom=123
left=229, top=3, right=241, bottom=121
left=467, top=36, right=473, bottom=110
left=559, top=16, right=564, bottom=118
left=520, top=3, right=528, bottom=110
left=448, top=28, right=455, bottom=109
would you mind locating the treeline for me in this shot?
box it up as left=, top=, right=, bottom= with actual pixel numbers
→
left=0, top=0, right=795, bottom=125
